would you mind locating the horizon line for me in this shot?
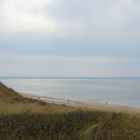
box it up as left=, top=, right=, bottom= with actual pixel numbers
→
left=0, top=76, right=140, bottom=79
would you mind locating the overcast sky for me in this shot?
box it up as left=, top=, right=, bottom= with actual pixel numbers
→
left=0, top=0, right=140, bottom=77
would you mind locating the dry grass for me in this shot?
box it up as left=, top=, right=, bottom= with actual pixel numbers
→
left=0, top=100, right=77, bottom=115
left=0, top=82, right=77, bottom=114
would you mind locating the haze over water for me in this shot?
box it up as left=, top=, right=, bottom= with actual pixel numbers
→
left=1, top=77, right=140, bottom=108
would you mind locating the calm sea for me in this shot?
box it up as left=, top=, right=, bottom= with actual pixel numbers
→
left=1, top=77, right=140, bottom=107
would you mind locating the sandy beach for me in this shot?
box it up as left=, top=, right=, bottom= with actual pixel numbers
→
left=21, top=93, right=140, bottom=114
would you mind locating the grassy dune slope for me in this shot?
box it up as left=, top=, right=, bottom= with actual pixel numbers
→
left=0, top=82, right=76, bottom=114
left=0, top=82, right=140, bottom=140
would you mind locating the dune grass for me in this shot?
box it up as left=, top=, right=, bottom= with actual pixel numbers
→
left=0, top=111, right=140, bottom=140
left=0, top=82, right=140, bottom=140
left=0, top=100, right=76, bottom=115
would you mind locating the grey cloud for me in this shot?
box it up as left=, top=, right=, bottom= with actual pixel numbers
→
left=44, top=0, right=140, bottom=39
left=1, top=0, right=140, bottom=40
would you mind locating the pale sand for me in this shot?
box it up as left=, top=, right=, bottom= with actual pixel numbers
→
left=21, top=93, right=140, bottom=114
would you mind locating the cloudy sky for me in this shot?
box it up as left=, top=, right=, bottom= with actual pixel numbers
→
left=0, top=0, right=140, bottom=77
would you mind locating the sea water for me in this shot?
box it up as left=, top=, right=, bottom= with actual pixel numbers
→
left=1, top=77, right=140, bottom=107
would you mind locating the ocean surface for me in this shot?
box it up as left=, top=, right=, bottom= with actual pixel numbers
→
left=0, top=77, right=140, bottom=107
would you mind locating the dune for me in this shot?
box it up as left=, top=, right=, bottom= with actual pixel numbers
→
left=0, top=82, right=140, bottom=140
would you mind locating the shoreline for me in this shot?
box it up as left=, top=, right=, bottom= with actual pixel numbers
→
left=21, top=92, right=140, bottom=114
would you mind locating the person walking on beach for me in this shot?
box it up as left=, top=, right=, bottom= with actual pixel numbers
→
left=67, top=98, right=70, bottom=103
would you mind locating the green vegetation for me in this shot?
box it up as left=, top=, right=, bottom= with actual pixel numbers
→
left=0, top=82, right=140, bottom=140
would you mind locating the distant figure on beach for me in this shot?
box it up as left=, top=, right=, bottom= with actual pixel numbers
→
left=106, top=102, right=107, bottom=105
left=67, top=98, right=70, bottom=103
